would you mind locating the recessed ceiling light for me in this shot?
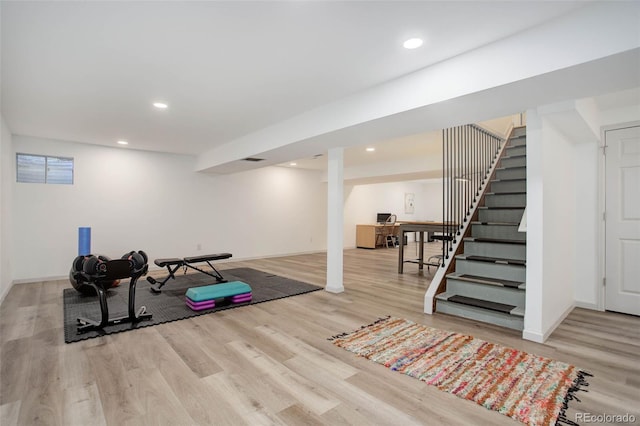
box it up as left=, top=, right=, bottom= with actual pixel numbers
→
left=403, top=38, right=423, bottom=49
left=289, top=162, right=297, bottom=166
left=153, top=102, right=168, bottom=109
left=366, top=147, right=375, bottom=152
left=117, top=140, right=128, bottom=145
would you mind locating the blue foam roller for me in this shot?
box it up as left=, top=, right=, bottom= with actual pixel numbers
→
left=78, top=227, right=91, bottom=256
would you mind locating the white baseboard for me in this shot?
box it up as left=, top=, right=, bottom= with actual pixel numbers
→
left=423, top=294, right=434, bottom=314
left=325, top=285, right=344, bottom=294
left=523, top=302, right=575, bottom=343
left=0, top=282, right=13, bottom=306
left=221, top=249, right=328, bottom=264
left=574, top=300, right=602, bottom=311
left=9, top=250, right=331, bottom=281
left=522, top=329, right=545, bottom=343
left=13, top=275, right=66, bottom=284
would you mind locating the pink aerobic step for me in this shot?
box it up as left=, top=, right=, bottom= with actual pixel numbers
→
left=186, top=298, right=215, bottom=311
left=231, top=292, right=252, bottom=303
left=185, top=292, right=252, bottom=311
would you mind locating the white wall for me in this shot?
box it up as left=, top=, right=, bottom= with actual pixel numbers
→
left=524, top=110, right=576, bottom=342
left=599, top=105, right=640, bottom=126
left=1, top=116, right=14, bottom=302
left=573, top=140, right=600, bottom=309
left=541, top=97, right=640, bottom=312
left=344, top=179, right=442, bottom=247
left=534, top=100, right=603, bottom=311
left=522, top=96, right=640, bottom=342
left=11, top=136, right=327, bottom=281
left=540, top=121, right=578, bottom=333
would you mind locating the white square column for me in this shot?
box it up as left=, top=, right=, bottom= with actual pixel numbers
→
left=326, top=147, right=344, bottom=293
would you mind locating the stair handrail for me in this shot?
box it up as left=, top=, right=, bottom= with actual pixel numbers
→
left=424, top=122, right=513, bottom=314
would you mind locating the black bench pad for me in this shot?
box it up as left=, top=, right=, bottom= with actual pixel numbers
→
left=155, top=258, right=184, bottom=268
left=184, top=253, right=232, bottom=264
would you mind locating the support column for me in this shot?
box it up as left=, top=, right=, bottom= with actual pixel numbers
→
left=326, top=147, right=344, bottom=293
left=523, top=108, right=544, bottom=342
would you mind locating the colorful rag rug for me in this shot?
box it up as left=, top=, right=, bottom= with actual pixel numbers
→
left=330, top=317, right=591, bottom=426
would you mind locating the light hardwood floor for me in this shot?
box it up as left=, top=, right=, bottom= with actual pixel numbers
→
left=1, top=243, right=639, bottom=425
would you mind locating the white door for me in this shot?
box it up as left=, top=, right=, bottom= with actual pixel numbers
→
left=605, top=125, right=640, bottom=316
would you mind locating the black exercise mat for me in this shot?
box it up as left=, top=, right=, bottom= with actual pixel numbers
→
left=63, top=267, right=322, bottom=343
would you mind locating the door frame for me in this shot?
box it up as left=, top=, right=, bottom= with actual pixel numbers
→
left=599, top=120, right=640, bottom=312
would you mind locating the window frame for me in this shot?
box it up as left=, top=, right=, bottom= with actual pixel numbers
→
left=16, top=153, right=74, bottom=185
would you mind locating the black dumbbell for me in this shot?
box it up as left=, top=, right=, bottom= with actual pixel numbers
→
left=83, top=254, right=111, bottom=277
left=121, top=250, right=148, bottom=274
left=69, top=254, right=95, bottom=295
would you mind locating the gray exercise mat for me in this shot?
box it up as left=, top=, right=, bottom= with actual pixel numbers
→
left=63, top=267, right=322, bottom=343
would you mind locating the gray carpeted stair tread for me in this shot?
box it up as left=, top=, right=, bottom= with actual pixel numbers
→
left=444, top=294, right=516, bottom=314
left=478, top=206, right=525, bottom=209
left=465, top=237, right=526, bottom=245
left=472, top=221, right=520, bottom=226
left=486, top=192, right=526, bottom=196
left=460, top=255, right=526, bottom=266
left=511, top=306, right=525, bottom=317
left=477, top=207, right=525, bottom=211
left=447, top=272, right=524, bottom=289
left=490, top=178, right=527, bottom=182
left=495, top=166, right=526, bottom=170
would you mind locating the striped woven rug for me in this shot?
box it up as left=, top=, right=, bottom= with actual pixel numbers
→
left=330, top=317, right=590, bottom=426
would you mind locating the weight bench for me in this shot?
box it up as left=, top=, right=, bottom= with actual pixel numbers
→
left=147, top=252, right=232, bottom=293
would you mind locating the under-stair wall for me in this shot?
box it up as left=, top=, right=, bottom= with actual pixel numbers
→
left=436, top=126, right=527, bottom=330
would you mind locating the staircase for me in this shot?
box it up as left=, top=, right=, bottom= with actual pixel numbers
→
left=436, top=126, right=527, bottom=330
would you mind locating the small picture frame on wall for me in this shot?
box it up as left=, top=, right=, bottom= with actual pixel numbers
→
left=404, top=192, right=415, bottom=214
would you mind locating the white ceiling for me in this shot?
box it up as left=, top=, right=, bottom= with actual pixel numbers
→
left=280, top=114, right=520, bottom=171
left=2, top=1, right=590, bottom=160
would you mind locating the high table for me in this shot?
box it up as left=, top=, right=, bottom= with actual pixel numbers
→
left=397, top=221, right=452, bottom=273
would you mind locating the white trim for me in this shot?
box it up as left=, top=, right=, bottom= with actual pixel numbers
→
left=522, top=329, right=545, bottom=343
left=597, top=124, right=607, bottom=312
left=0, top=281, right=14, bottom=305
left=13, top=275, right=66, bottom=284
left=574, top=300, right=601, bottom=311
left=545, top=302, right=576, bottom=340
left=523, top=302, right=575, bottom=343
left=11, top=249, right=330, bottom=285
left=218, top=250, right=327, bottom=264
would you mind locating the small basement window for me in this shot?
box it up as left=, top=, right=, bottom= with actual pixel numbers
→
left=16, top=153, right=74, bottom=184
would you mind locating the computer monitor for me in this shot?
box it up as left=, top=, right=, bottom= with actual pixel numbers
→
left=376, top=213, right=392, bottom=223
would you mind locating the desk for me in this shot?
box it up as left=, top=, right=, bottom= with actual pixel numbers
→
left=356, top=224, right=400, bottom=249
left=397, top=221, right=451, bottom=273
